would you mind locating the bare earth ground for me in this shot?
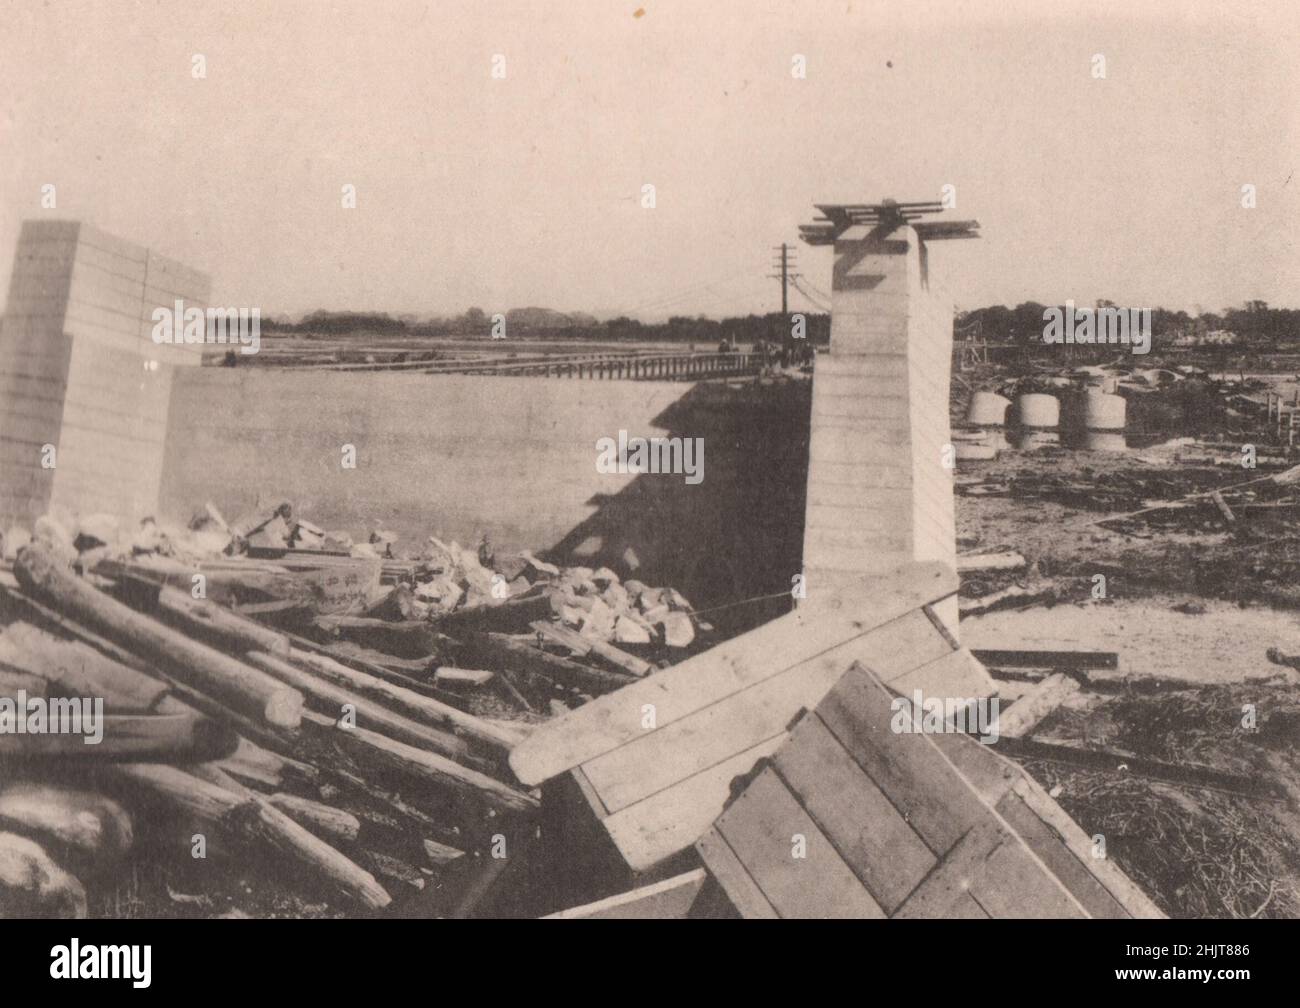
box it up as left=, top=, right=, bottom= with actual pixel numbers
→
left=964, top=598, right=1300, bottom=685
left=957, top=440, right=1300, bottom=683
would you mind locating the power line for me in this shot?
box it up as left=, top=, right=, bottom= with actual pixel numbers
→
left=790, top=275, right=830, bottom=312
left=799, top=276, right=832, bottom=303
left=621, top=265, right=759, bottom=316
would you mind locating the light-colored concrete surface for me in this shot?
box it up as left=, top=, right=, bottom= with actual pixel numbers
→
left=0, top=220, right=209, bottom=529
left=801, top=223, right=956, bottom=597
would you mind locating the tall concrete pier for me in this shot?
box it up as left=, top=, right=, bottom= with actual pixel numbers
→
left=798, top=201, right=979, bottom=630
left=0, top=220, right=209, bottom=530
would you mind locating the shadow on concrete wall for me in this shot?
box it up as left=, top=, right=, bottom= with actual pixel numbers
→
left=544, top=378, right=812, bottom=636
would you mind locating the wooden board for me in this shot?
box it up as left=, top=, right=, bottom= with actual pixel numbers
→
left=510, top=561, right=998, bottom=871
left=510, top=561, right=962, bottom=784
left=696, top=662, right=1161, bottom=919
left=543, top=869, right=708, bottom=919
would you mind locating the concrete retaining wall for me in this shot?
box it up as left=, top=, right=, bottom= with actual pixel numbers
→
left=163, top=369, right=810, bottom=630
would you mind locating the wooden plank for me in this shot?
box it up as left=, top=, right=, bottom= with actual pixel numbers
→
left=966, top=837, right=1088, bottom=918
left=773, top=713, right=936, bottom=912
left=695, top=828, right=779, bottom=919
left=586, top=625, right=992, bottom=869
left=1009, top=778, right=1165, bottom=919
left=509, top=560, right=959, bottom=785
left=713, top=768, right=886, bottom=919
left=994, top=788, right=1130, bottom=919
left=931, top=729, right=1164, bottom=919
left=927, top=727, right=1021, bottom=807
left=815, top=664, right=991, bottom=854
left=945, top=892, right=992, bottom=918
left=888, top=647, right=994, bottom=698
left=543, top=869, right=707, bottom=919
left=994, top=672, right=1078, bottom=739
left=696, top=661, right=1109, bottom=918
left=894, top=821, right=1007, bottom=918
left=602, top=734, right=787, bottom=871
left=971, top=649, right=1118, bottom=671
left=994, top=737, right=1272, bottom=797
left=581, top=614, right=948, bottom=814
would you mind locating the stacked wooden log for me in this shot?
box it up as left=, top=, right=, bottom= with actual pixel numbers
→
left=0, top=503, right=712, bottom=918
left=0, top=542, right=544, bottom=918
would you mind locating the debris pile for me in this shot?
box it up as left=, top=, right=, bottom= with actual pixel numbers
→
left=0, top=500, right=708, bottom=918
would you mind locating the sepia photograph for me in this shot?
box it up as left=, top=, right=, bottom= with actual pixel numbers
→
left=0, top=0, right=1296, bottom=969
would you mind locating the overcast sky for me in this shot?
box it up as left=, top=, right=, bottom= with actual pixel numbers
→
left=1, top=0, right=1295, bottom=320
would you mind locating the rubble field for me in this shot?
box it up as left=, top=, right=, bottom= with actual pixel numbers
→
left=954, top=358, right=1300, bottom=919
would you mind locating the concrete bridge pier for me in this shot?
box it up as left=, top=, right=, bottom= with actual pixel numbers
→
left=800, top=204, right=978, bottom=637
left=0, top=220, right=208, bottom=533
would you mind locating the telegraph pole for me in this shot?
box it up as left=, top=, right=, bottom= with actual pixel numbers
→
left=768, top=243, right=797, bottom=315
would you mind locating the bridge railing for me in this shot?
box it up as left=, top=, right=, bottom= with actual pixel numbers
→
left=442, top=351, right=762, bottom=380
left=279, top=350, right=764, bottom=381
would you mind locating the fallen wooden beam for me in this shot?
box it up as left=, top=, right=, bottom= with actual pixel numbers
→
left=996, top=737, right=1280, bottom=797
left=0, top=830, right=86, bottom=918
left=326, top=643, right=433, bottom=675
left=94, top=556, right=308, bottom=608
left=278, top=631, right=453, bottom=702
left=156, top=585, right=292, bottom=657
left=299, top=711, right=539, bottom=818
left=107, top=763, right=391, bottom=911
left=0, top=711, right=236, bottom=761
left=993, top=672, right=1079, bottom=739
left=959, top=585, right=1054, bottom=617
left=529, top=620, right=655, bottom=677
left=0, top=620, right=171, bottom=712
left=433, top=592, right=554, bottom=635
left=0, top=783, right=132, bottom=875
left=189, top=763, right=361, bottom=848
left=1210, top=490, right=1236, bottom=523
left=245, top=651, right=480, bottom=768
left=957, top=551, right=1026, bottom=573
left=468, top=632, right=636, bottom=695
left=287, top=647, right=518, bottom=758
left=312, top=615, right=440, bottom=659
left=434, top=667, right=495, bottom=687
left=972, top=649, right=1119, bottom=671
left=217, top=736, right=318, bottom=791
left=14, top=544, right=303, bottom=729
left=327, top=768, right=467, bottom=857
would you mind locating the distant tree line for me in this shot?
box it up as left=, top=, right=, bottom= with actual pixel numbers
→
left=957, top=300, right=1300, bottom=351
left=263, top=309, right=832, bottom=346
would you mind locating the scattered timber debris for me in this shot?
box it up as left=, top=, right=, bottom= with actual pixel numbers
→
left=0, top=499, right=711, bottom=918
